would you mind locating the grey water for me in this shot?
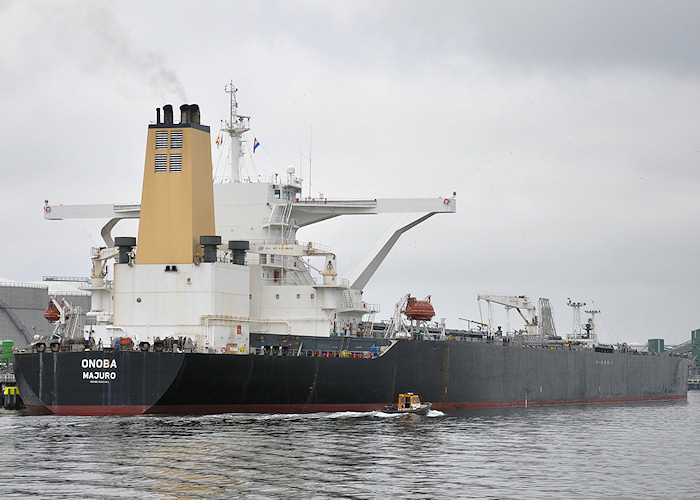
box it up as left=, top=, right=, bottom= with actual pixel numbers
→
left=1, top=393, right=699, bottom=499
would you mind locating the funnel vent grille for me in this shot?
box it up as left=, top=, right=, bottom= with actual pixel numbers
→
left=155, top=131, right=168, bottom=150
left=169, top=154, right=182, bottom=172
left=155, top=154, right=167, bottom=173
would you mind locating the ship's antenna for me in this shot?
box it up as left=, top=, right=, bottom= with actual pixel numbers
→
left=222, top=81, right=250, bottom=183
left=301, top=124, right=321, bottom=198
left=309, top=124, right=312, bottom=198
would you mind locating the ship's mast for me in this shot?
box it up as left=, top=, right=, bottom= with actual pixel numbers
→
left=584, top=305, right=600, bottom=342
left=221, top=81, right=250, bottom=182
left=567, top=298, right=586, bottom=340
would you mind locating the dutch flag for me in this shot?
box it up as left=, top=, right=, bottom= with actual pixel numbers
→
left=253, top=138, right=260, bottom=153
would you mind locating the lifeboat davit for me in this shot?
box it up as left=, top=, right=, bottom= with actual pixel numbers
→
left=44, top=301, right=60, bottom=322
left=404, top=295, right=435, bottom=321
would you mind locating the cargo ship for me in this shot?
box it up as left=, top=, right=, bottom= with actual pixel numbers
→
left=13, top=85, right=688, bottom=415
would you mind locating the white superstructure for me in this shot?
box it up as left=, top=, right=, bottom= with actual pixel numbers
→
left=43, top=86, right=456, bottom=353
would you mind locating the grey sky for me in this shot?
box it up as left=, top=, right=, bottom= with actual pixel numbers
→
left=1, top=0, right=699, bottom=344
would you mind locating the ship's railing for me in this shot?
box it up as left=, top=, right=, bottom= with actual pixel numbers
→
left=218, top=174, right=302, bottom=187
left=300, top=241, right=332, bottom=253
left=265, top=215, right=296, bottom=226
left=317, top=277, right=349, bottom=287
left=362, top=303, right=381, bottom=313
left=43, top=275, right=91, bottom=283
left=52, top=290, right=92, bottom=297
left=248, top=346, right=379, bottom=359
left=250, top=238, right=332, bottom=253
left=259, top=276, right=352, bottom=288
left=113, top=203, right=141, bottom=212
left=294, top=198, right=378, bottom=206
left=436, top=333, right=681, bottom=355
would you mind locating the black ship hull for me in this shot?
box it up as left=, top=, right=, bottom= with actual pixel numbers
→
left=13, top=339, right=688, bottom=415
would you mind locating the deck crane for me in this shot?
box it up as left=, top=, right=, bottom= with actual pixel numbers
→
left=477, top=294, right=538, bottom=335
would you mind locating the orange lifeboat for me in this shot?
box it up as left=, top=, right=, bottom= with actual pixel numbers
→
left=44, top=301, right=60, bottom=322
left=404, top=295, right=435, bottom=321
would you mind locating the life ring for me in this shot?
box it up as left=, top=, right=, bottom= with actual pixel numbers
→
left=44, top=206, right=52, bottom=213
left=443, top=198, right=450, bottom=205
left=221, top=347, right=227, bottom=354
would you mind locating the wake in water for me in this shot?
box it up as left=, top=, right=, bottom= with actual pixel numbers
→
left=246, top=409, right=445, bottom=421
left=374, top=408, right=445, bottom=418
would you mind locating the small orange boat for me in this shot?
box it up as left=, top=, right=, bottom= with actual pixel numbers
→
left=382, top=392, right=431, bottom=415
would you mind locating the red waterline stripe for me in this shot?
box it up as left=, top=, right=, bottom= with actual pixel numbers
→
left=145, top=403, right=386, bottom=415
left=46, top=405, right=150, bottom=416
